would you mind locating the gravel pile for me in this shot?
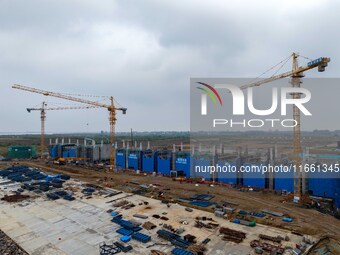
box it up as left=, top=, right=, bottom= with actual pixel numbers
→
left=0, top=229, right=28, bottom=255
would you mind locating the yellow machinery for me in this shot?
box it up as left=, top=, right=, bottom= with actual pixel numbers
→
left=13, top=85, right=127, bottom=167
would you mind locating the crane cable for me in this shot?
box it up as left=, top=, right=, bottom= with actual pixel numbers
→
left=56, top=93, right=126, bottom=108
left=245, top=54, right=293, bottom=85
left=270, top=54, right=292, bottom=77
left=61, top=92, right=110, bottom=99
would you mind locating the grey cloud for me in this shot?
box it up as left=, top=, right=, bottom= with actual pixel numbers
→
left=0, top=0, right=339, bottom=133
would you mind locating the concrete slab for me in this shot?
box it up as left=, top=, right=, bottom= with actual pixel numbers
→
left=0, top=178, right=315, bottom=255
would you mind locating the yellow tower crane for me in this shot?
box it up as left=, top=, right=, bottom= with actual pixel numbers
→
left=26, top=101, right=98, bottom=158
left=239, top=53, right=330, bottom=198
left=12, top=85, right=127, bottom=167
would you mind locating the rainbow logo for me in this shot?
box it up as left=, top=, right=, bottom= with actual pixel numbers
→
left=196, top=82, right=223, bottom=106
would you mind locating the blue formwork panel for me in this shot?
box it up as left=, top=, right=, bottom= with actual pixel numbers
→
left=157, top=157, right=171, bottom=175
left=335, top=179, right=340, bottom=209
left=336, top=189, right=340, bottom=209
left=128, top=151, right=140, bottom=170
left=192, top=157, right=212, bottom=180
left=131, top=232, right=151, bottom=243
left=116, top=228, right=133, bottom=236
left=69, top=148, right=76, bottom=158
left=218, top=161, right=237, bottom=184
left=274, top=165, right=294, bottom=192
left=308, top=173, right=340, bottom=208
left=175, top=153, right=191, bottom=177
left=51, top=146, right=57, bottom=158
left=157, top=151, right=171, bottom=175
left=242, top=164, right=266, bottom=188
left=116, top=150, right=126, bottom=168
left=142, top=149, right=155, bottom=172
left=172, top=247, right=194, bottom=255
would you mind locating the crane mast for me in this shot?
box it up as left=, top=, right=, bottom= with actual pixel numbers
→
left=40, top=102, right=46, bottom=159
left=239, top=53, right=330, bottom=198
left=14, top=84, right=127, bottom=167
left=291, top=53, right=304, bottom=197
left=27, top=102, right=98, bottom=159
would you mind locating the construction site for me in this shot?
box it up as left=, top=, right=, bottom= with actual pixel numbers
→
left=0, top=50, right=339, bottom=255
left=4, top=3, right=340, bottom=255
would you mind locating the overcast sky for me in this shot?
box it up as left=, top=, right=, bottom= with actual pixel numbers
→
left=0, top=0, right=339, bottom=133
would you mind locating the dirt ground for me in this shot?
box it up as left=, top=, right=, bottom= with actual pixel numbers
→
left=2, top=160, right=340, bottom=241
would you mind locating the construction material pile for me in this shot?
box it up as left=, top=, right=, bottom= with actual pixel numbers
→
left=259, top=234, right=282, bottom=243
left=219, top=227, right=246, bottom=243
left=250, top=240, right=285, bottom=254
left=195, top=220, right=219, bottom=229
left=1, top=194, right=29, bottom=202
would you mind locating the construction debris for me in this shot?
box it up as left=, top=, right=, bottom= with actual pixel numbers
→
left=184, top=234, right=197, bottom=243
left=152, top=214, right=160, bottom=219
left=188, top=244, right=207, bottom=254
left=194, top=220, right=219, bottom=229
left=113, top=241, right=133, bottom=253
left=195, top=216, right=214, bottom=221
left=121, top=203, right=135, bottom=210
left=143, top=221, right=157, bottom=230
left=259, top=234, right=282, bottom=243
left=99, top=242, right=121, bottom=255
left=104, top=191, right=123, bottom=198
left=150, top=250, right=166, bottom=255
left=1, top=194, right=29, bottom=202
left=250, top=240, right=285, bottom=254
left=157, top=229, right=190, bottom=249
left=201, top=238, right=211, bottom=245
left=133, top=214, right=148, bottom=219
left=108, top=194, right=134, bottom=204
left=112, top=200, right=129, bottom=207
left=146, top=243, right=170, bottom=249
left=185, top=207, right=193, bottom=212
